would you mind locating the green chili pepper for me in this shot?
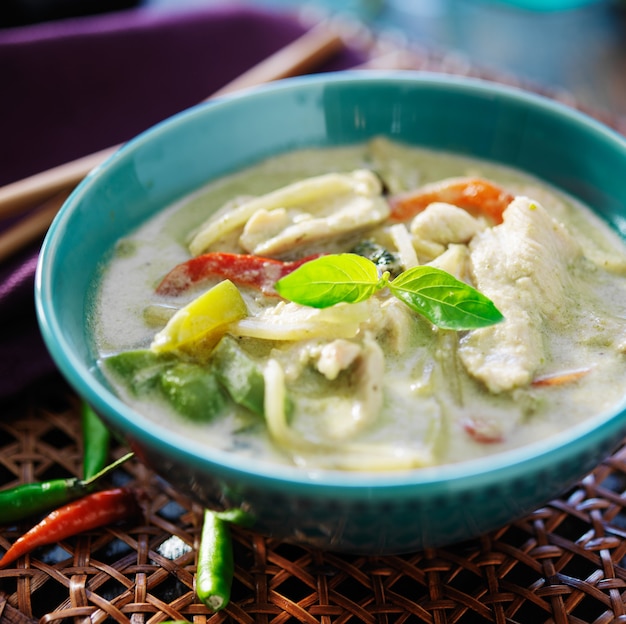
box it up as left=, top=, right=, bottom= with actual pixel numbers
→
left=0, top=452, right=133, bottom=526
left=81, top=402, right=111, bottom=480
left=196, top=509, right=234, bottom=612
left=213, top=507, right=254, bottom=528
left=0, top=479, right=86, bottom=526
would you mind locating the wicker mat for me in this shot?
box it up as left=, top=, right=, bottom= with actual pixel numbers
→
left=3, top=377, right=626, bottom=624
left=4, top=20, right=626, bottom=624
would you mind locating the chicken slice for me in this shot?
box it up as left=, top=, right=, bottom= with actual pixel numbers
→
left=410, top=202, right=487, bottom=245
left=315, top=339, right=362, bottom=380
left=459, top=196, right=582, bottom=393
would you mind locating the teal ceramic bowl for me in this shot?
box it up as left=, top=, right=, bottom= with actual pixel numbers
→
left=36, top=72, right=626, bottom=554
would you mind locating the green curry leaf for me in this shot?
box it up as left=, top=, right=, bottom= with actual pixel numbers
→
left=274, top=253, right=383, bottom=307
left=389, top=266, right=504, bottom=330
left=275, top=254, right=503, bottom=330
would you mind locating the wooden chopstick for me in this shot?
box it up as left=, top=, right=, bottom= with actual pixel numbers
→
left=0, top=20, right=344, bottom=223
left=0, top=146, right=119, bottom=223
left=0, top=19, right=344, bottom=247
left=209, top=19, right=344, bottom=99
left=0, top=191, right=70, bottom=263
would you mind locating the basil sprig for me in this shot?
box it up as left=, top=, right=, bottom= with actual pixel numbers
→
left=275, top=253, right=503, bottom=330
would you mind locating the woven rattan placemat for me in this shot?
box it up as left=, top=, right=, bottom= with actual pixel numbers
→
left=4, top=19, right=626, bottom=624
left=4, top=378, right=626, bottom=624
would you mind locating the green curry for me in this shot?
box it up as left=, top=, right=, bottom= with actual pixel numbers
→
left=95, top=137, right=626, bottom=471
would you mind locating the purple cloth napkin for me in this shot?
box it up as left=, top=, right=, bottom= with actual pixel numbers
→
left=0, top=4, right=363, bottom=400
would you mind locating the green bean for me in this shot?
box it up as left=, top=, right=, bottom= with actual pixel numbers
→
left=196, top=509, right=234, bottom=612
left=81, top=402, right=111, bottom=480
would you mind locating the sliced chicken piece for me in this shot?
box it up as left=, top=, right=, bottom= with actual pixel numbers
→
left=315, top=339, right=362, bottom=380
left=459, top=196, right=582, bottom=393
left=410, top=201, right=486, bottom=246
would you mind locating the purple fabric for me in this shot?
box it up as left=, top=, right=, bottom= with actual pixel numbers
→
left=0, top=4, right=363, bottom=400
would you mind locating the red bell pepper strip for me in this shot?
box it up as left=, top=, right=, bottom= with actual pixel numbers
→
left=388, top=177, right=514, bottom=224
left=0, top=487, right=141, bottom=568
left=156, top=252, right=322, bottom=297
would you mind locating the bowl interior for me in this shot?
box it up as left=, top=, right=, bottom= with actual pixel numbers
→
left=35, top=71, right=626, bottom=494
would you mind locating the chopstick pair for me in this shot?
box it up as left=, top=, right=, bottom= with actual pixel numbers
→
left=0, top=20, right=346, bottom=263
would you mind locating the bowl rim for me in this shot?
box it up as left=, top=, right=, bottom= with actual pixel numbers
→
left=35, top=70, right=626, bottom=493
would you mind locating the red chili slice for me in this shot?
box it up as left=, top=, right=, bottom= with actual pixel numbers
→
left=463, top=417, right=504, bottom=444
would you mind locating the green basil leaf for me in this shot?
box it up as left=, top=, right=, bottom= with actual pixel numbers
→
left=388, top=266, right=504, bottom=330
left=275, top=253, right=382, bottom=308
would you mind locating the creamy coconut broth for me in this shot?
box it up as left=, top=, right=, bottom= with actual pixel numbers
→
left=95, top=137, right=626, bottom=471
